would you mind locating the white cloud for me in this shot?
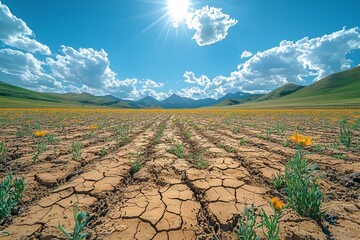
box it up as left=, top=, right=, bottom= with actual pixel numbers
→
left=181, top=27, right=360, bottom=99
left=241, top=50, right=253, bottom=59
left=0, top=2, right=51, bottom=55
left=183, top=71, right=210, bottom=86
left=143, top=79, right=164, bottom=89
left=0, top=48, right=56, bottom=89
left=185, top=6, right=237, bottom=46
left=176, top=86, right=208, bottom=99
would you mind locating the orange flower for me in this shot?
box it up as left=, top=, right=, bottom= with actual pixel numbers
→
left=88, top=125, right=98, bottom=130
left=34, top=130, right=48, bottom=137
left=271, top=197, right=285, bottom=211
left=290, top=132, right=312, bottom=147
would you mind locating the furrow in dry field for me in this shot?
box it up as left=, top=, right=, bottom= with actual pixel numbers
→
left=93, top=118, right=203, bottom=240
left=190, top=121, right=360, bottom=240
left=1, top=119, right=163, bottom=239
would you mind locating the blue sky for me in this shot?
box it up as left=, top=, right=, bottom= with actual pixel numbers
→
left=0, top=0, right=360, bottom=100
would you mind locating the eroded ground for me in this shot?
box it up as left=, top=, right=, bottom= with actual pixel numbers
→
left=0, top=109, right=359, bottom=239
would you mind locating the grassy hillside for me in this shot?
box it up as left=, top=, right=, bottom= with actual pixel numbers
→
left=0, top=81, right=131, bottom=108
left=229, top=66, right=360, bottom=108
left=257, top=83, right=304, bottom=101
left=213, top=95, right=262, bottom=107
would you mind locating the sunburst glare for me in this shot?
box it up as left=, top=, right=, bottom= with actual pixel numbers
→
left=167, top=0, right=190, bottom=28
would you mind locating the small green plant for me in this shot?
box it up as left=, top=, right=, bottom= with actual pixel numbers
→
left=333, top=153, right=344, bottom=159
left=46, top=134, right=56, bottom=145
left=154, top=123, right=166, bottom=144
left=32, top=142, right=47, bottom=162
left=0, top=173, right=25, bottom=220
left=237, top=204, right=259, bottom=240
left=168, top=144, right=184, bottom=158
left=332, top=141, right=339, bottom=149
left=216, top=142, right=225, bottom=148
left=284, top=150, right=325, bottom=220
left=225, top=146, right=235, bottom=153
left=232, top=127, right=240, bottom=134
left=339, top=117, right=352, bottom=148
left=185, top=130, right=191, bottom=141
left=71, top=142, right=82, bottom=160
left=194, top=152, right=207, bottom=169
left=239, top=138, right=245, bottom=146
left=260, top=198, right=284, bottom=240
left=128, top=152, right=143, bottom=173
left=265, top=128, right=272, bottom=141
left=315, top=144, right=323, bottom=153
left=98, top=147, right=107, bottom=157
left=59, top=195, right=92, bottom=240
left=272, top=172, right=285, bottom=190
left=0, top=142, right=7, bottom=163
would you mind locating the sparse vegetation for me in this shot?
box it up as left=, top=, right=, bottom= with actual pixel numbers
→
left=71, top=142, right=82, bottom=160
left=59, top=195, right=92, bottom=240
left=168, top=143, right=184, bottom=158
left=339, top=117, right=352, bottom=148
left=0, top=173, right=25, bottom=220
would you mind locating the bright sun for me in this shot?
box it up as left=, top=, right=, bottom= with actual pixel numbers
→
left=167, top=0, right=190, bottom=27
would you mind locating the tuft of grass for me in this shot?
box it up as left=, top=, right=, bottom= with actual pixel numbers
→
left=239, top=138, right=245, bottom=146
left=32, top=142, right=47, bottom=162
left=272, top=171, right=285, bottom=190
left=59, top=195, right=92, bottom=240
left=168, top=144, right=184, bottom=158
left=236, top=204, right=259, bottom=240
left=128, top=152, right=143, bottom=174
left=0, top=173, right=25, bottom=220
left=194, top=152, right=207, bottom=169
left=98, top=147, right=107, bottom=157
left=184, top=129, right=191, bottom=141
left=154, top=122, right=166, bottom=144
left=71, top=142, right=82, bottom=160
left=339, top=117, right=352, bottom=148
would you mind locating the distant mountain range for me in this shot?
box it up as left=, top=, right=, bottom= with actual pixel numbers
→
left=1, top=66, right=359, bottom=108
left=0, top=81, right=262, bottom=108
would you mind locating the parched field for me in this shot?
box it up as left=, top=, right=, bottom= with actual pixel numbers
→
left=0, top=108, right=359, bottom=240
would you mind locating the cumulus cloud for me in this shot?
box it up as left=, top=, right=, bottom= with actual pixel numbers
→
left=143, top=79, right=164, bottom=89
left=181, top=27, right=360, bottom=99
left=0, top=48, right=57, bottom=90
left=185, top=6, right=237, bottom=46
left=0, top=2, right=51, bottom=54
left=176, top=86, right=208, bottom=100
left=183, top=71, right=210, bottom=86
left=241, top=50, right=253, bottom=59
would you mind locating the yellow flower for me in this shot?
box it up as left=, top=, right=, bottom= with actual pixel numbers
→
left=34, top=130, right=48, bottom=137
left=290, top=132, right=312, bottom=147
left=271, top=197, right=285, bottom=211
left=88, top=125, right=98, bottom=130
left=304, top=136, right=312, bottom=146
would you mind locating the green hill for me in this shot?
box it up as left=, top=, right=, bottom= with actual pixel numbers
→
left=0, top=81, right=131, bottom=108
left=213, top=95, right=263, bottom=107
left=229, top=66, right=360, bottom=108
left=257, top=83, right=304, bottom=101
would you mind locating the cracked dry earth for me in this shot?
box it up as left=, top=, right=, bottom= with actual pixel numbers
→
left=1, top=110, right=360, bottom=240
